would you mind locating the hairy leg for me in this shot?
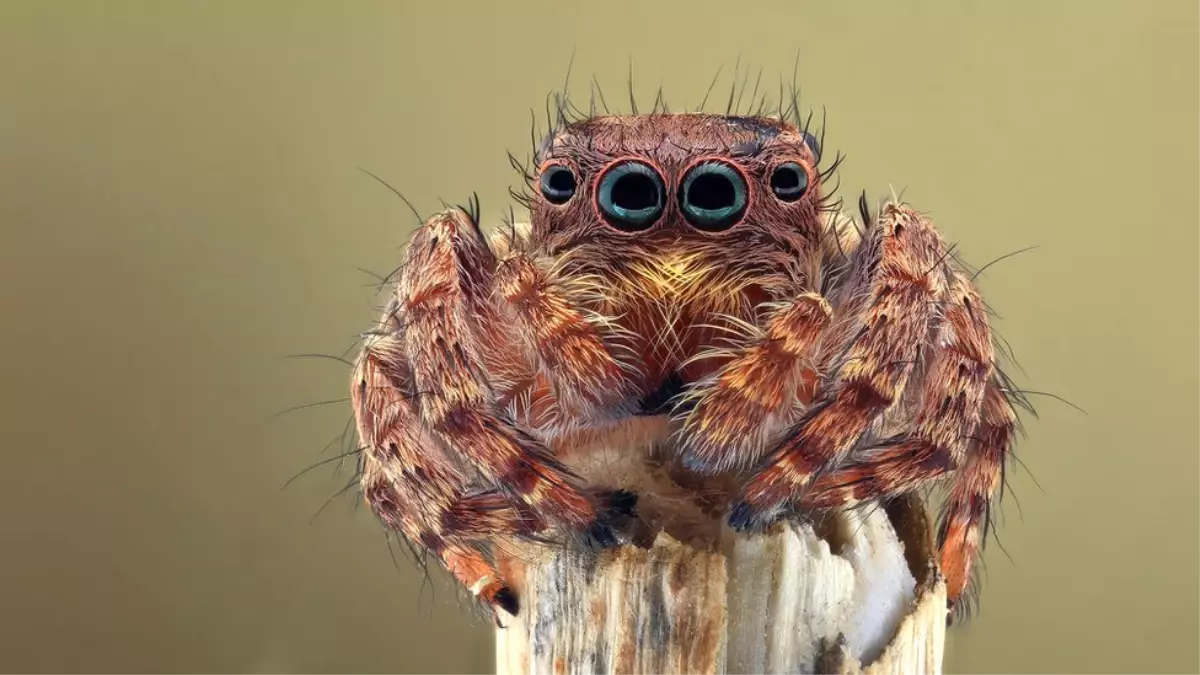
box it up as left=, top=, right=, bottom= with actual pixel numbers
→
left=730, top=203, right=950, bottom=530
left=675, top=293, right=832, bottom=474
left=797, top=268, right=993, bottom=510
left=762, top=255, right=1016, bottom=614
left=672, top=209, right=857, bottom=474
left=353, top=328, right=538, bottom=621
left=493, top=251, right=640, bottom=432
left=398, top=209, right=618, bottom=544
left=937, top=380, right=1016, bottom=615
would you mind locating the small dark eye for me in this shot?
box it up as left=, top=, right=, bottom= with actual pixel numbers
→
left=769, top=162, right=809, bottom=202
left=596, top=160, right=664, bottom=231
left=539, top=165, right=577, bottom=205
left=679, top=161, right=748, bottom=232
left=800, top=131, right=822, bottom=163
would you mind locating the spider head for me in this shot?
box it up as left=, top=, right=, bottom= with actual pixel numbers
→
left=521, top=114, right=832, bottom=381
left=528, top=113, right=825, bottom=254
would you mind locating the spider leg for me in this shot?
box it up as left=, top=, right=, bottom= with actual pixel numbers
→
left=493, top=252, right=640, bottom=431
left=757, top=255, right=1015, bottom=616
left=676, top=293, right=831, bottom=474
left=797, top=268, right=993, bottom=511
left=399, top=209, right=618, bottom=545
left=729, top=202, right=949, bottom=530
left=936, top=378, right=1016, bottom=617
left=353, top=329, right=539, bottom=622
left=672, top=209, right=858, bottom=474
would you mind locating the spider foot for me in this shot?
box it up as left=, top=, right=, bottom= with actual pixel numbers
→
left=726, top=498, right=785, bottom=533
left=576, top=489, right=640, bottom=550
left=601, top=488, right=639, bottom=519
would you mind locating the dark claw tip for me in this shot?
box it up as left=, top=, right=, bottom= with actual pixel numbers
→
left=945, top=599, right=958, bottom=627
left=585, top=520, right=620, bottom=549
left=680, top=453, right=721, bottom=475
left=726, top=501, right=754, bottom=531
left=493, top=585, right=519, bottom=616
left=727, top=500, right=770, bottom=533
left=605, top=489, right=639, bottom=517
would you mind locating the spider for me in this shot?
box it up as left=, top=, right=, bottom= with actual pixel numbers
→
left=350, top=111, right=1020, bottom=625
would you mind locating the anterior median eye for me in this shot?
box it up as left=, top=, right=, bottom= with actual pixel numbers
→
left=769, top=162, right=809, bottom=202
left=596, top=160, right=665, bottom=231
left=539, top=164, right=577, bottom=204
left=679, top=161, right=748, bottom=232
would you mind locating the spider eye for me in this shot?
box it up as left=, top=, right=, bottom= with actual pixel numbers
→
left=539, top=165, right=577, bottom=205
left=800, top=131, right=822, bottom=163
left=596, top=160, right=664, bottom=231
left=679, top=161, right=748, bottom=232
left=769, top=162, right=810, bottom=202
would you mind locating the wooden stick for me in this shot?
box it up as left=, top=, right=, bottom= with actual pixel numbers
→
left=493, top=418, right=947, bottom=675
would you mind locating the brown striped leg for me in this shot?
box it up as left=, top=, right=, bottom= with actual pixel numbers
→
left=353, top=331, right=538, bottom=622
left=676, top=293, right=832, bottom=474
left=362, top=473, right=519, bottom=621
left=797, top=267, right=994, bottom=510
left=398, top=209, right=616, bottom=545
left=493, top=252, right=640, bottom=431
left=937, top=380, right=1016, bottom=616
left=773, top=261, right=1013, bottom=616
left=730, top=203, right=950, bottom=530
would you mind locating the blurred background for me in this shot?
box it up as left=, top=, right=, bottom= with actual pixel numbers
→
left=1, top=1, right=1196, bottom=673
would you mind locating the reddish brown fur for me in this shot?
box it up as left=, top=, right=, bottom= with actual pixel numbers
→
left=351, top=112, right=1017, bottom=621
left=732, top=204, right=947, bottom=522
left=352, top=333, right=530, bottom=611
left=493, top=251, right=639, bottom=427
left=677, top=293, right=830, bottom=473
left=398, top=214, right=598, bottom=531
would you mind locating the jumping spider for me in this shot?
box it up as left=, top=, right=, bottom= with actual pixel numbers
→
left=351, top=112, right=1019, bottom=624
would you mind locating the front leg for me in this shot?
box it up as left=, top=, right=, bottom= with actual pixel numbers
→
left=675, top=293, right=832, bottom=474
left=730, top=202, right=950, bottom=530
left=399, top=209, right=619, bottom=545
left=672, top=209, right=860, bottom=475
left=493, top=252, right=641, bottom=432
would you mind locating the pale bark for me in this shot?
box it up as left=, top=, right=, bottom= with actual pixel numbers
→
left=491, top=416, right=946, bottom=674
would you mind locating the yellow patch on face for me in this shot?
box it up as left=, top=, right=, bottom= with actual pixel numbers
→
left=626, top=250, right=720, bottom=302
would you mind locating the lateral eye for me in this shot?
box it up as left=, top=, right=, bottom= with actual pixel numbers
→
left=539, top=165, right=577, bottom=205
left=800, top=131, right=822, bottom=163
left=769, top=162, right=809, bottom=202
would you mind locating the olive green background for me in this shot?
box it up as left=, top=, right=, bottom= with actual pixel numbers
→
left=2, top=1, right=1197, bottom=673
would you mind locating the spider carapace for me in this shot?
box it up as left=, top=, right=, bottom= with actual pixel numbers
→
left=351, top=112, right=1018, bottom=624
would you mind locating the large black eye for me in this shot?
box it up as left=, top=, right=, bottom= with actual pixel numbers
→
left=596, top=160, right=664, bottom=231
left=679, top=161, right=748, bottom=232
left=769, top=162, right=810, bottom=202
left=539, top=164, right=577, bottom=205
